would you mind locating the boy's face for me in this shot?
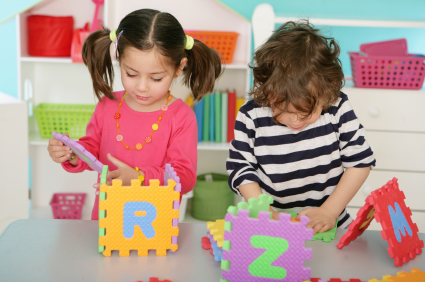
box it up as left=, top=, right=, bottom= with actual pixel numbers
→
left=273, top=102, right=323, bottom=131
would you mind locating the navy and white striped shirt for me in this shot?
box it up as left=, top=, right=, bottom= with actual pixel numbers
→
left=226, top=92, right=376, bottom=228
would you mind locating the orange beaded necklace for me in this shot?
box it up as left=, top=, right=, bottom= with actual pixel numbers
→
left=114, top=91, right=172, bottom=150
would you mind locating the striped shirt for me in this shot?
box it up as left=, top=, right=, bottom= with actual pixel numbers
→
left=226, top=92, right=376, bottom=228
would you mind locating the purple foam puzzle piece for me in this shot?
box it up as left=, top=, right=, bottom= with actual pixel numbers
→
left=52, top=131, right=104, bottom=174
left=164, top=164, right=181, bottom=249
left=222, top=210, right=313, bottom=282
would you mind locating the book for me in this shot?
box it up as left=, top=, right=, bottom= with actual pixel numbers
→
left=185, top=94, right=194, bottom=107
left=214, top=91, right=222, bottom=142
left=203, top=94, right=210, bottom=142
left=210, top=93, right=215, bottom=141
left=194, top=98, right=204, bottom=142
left=221, top=91, right=228, bottom=143
left=227, top=90, right=236, bottom=142
left=235, top=98, right=245, bottom=119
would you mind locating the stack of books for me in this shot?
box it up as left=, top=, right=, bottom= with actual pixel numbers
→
left=186, top=90, right=245, bottom=143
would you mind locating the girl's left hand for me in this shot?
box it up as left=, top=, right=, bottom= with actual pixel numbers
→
left=296, top=207, right=336, bottom=234
left=93, top=153, right=141, bottom=189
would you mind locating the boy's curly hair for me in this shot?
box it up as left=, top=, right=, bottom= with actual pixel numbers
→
left=250, top=20, right=344, bottom=121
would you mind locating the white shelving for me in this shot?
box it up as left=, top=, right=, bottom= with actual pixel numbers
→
left=29, top=131, right=231, bottom=151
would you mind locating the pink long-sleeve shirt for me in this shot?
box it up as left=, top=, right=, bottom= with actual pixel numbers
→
left=62, top=90, right=198, bottom=220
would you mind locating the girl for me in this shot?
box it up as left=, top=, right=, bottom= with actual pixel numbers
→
left=48, top=9, right=222, bottom=220
left=227, top=21, right=375, bottom=234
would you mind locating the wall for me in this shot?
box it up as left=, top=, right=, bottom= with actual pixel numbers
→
left=219, top=0, right=425, bottom=78
left=0, top=17, right=18, bottom=98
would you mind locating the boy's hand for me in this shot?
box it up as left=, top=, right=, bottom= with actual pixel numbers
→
left=93, top=153, right=140, bottom=189
left=297, top=207, right=336, bottom=234
left=47, top=133, right=78, bottom=165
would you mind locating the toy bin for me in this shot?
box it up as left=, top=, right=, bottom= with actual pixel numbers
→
left=184, top=30, right=239, bottom=64
left=349, top=52, right=425, bottom=90
left=191, top=173, right=234, bottom=221
left=34, top=103, right=95, bottom=139
left=28, top=15, right=74, bottom=57
left=50, top=193, right=86, bottom=219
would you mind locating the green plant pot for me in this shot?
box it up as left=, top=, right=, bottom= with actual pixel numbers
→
left=191, top=173, right=234, bottom=221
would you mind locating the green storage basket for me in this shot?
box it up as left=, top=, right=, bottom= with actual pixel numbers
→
left=35, top=103, right=95, bottom=139
left=192, top=173, right=234, bottom=221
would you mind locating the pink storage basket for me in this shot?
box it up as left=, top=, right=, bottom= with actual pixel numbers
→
left=349, top=52, right=425, bottom=90
left=50, top=193, right=86, bottom=219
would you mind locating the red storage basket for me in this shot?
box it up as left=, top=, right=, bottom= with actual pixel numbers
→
left=349, top=52, right=425, bottom=90
left=28, top=15, right=74, bottom=57
left=50, top=193, right=86, bottom=219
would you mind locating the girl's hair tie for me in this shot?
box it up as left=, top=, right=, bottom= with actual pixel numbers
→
left=185, top=35, right=194, bottom=50
left=110, top=29, right=124, bottom=49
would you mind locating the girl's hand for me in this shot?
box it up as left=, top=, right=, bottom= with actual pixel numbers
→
left=93, top=153, right=140, bottom=189
left=47, top=133, right=78, bottom=165
left=296, top=207, right=336, bottom=234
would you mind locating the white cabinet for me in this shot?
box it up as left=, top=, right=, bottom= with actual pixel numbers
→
left=0, top=92, right=29, bottom=231
left=18, top=0, right=251, bottom=219
left=343, top=84, right=425, bottom=232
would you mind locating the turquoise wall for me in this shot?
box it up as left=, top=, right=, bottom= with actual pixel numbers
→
left=0, top=0, right=43, bottom=98
left=0, top=17, right=18, bottom=98
left=0, top=0, right=43, bottom=23
left=220, top=0, right=425, bottom=77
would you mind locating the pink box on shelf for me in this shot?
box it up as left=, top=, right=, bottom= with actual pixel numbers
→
left=50, top=193, right=86, bottom=219
left=349, top=52, right=425, bottom=90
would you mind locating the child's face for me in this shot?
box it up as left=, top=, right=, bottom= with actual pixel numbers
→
left=120, top=47, right=186, bottom=111
left=273, top=102, right=323, bottom=131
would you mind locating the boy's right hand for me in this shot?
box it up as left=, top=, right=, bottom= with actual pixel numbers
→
left=47, top=133, right=77, bottom=164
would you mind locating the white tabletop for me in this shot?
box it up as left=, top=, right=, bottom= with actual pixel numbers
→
left=0, top=219, right=424, bottom=282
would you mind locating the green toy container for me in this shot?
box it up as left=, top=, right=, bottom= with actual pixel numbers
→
left=35, top=103, right=95, bottom=139
left=191, top=173, right=234, bottom=221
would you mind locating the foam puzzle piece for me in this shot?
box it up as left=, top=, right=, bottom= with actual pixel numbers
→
left=221, top=210, right=313, bottom=282
left=163, top=164, right=181, bottom=249
left=291, top=215, right=337, bottom=243
left=368, top=275, right=393, bottom=282
left=148, top=278, right=173, bottom=282
left=201, top=236, right=211, bottom=250
left=207, top=219, right=225, bottom=248
left=210, top=239, right=223, bottom=262
left=368, top=178, right=423, bottom=267
left=228, top=195, right=273, bottom=218
left=98, top=171, right=180, bottom=257
left=135, top=278, right=172, bottom=282
left=310, top=279, right=365, bottom=282
left=338, top=178, right=424, bottom=267
left=337, top=202, right=375, bottom=249
left=52, top=131, right=105, bottom=174
left=387, top=268, right=425, bottom=282
left=236, top=194, right=274, bottom=218
left=312, top=219, right=338, bottom=242
left=207, top=231, right=224, bottom=261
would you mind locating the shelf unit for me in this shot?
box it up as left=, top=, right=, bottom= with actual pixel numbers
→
left=17, top=0, right=251, bottom=218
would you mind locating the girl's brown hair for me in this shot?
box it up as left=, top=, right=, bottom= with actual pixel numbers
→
left=250, top=20, right=344, bottom=121
left=82, top=9, right=223, bottom=101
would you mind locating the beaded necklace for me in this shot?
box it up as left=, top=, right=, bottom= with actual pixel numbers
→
left=114, top=91, right=172, bottom=150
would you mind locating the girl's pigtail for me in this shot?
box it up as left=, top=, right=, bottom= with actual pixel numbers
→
left=82, top=28, right=116, bottom=101
left=182, top=39, right=223, bottom=101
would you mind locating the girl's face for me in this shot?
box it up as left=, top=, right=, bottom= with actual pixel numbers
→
left=273, top=102, right=323, bottom=131
left=120, top=47, right=187, bottom=112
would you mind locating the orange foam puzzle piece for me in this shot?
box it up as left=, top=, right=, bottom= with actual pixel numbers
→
left=99, top=179, right=180, bottom=256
